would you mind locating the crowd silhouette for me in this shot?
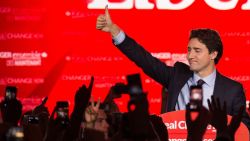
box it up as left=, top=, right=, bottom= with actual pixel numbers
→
left=0, top=74, right=247, bottom=141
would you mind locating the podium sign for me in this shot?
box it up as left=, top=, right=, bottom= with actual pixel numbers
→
left=159, top=110, right=249, bottom=141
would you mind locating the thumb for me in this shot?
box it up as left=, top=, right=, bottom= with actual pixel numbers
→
left=105, top=5, right=112, bottom=24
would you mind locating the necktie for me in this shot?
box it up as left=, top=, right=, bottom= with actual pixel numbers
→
left=197, top=79, right=205, bottom=86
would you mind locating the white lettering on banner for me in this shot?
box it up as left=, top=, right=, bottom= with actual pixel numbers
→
left=0, top=52, right=12, bottom=58
left=151, top=52, right=171, bottom=59
left=165, top=121, right=177, bottom=129
left=88, top=0, right=250, bottom=10
left=242, top=0, right=250, bottom=9
left=171, top=54, right=187, bottom=61
left=2, top=52, right=47, bottom=67
left=178, top=121, right=187, bottom=129
left=87, top=56, right=112, bottom=62
left=204, top=0, right=238, bottom=10
left=12, top=52, right=41, bottom=60
left=33, top=78, right=44, bottom=84
left=135, top=0, right=154, bottom=9
left=62, top=75, right=91, bottom=81
left=62, top=75, right=125, bottom=82
left=95, top=83, right=113, bottom=88
left=65, top=10, right=99, bottom=19
left=0, top=7, right=11, bottom=13
left=151, top=52, right=188, bottom=65
left=230, top=75, right=250, bottom=81
left=0, top=7, right=45, bottom=22
left=7, top=78, right=33, bottom=84
left=7, top=60, right=41, bottom=66
left=0, top=33, right=44, bottom=40
left=0, top=78, right=44, bottom=85
left=0, top=7, right=46, bottom=14
left=6, top=60, right=14, bottom=66
left=156, top=0, right=194, bottom=10
left=163, top=53, right=189, bottom=67
left=150, top=98, right=161, bottom=103
left=88, top=0, right=133, bottom=9
left=223, top=32, right=250, bottom=37
left=66, top=56, right=123, bottom=63
left=165, top=121, right=216, bottom=132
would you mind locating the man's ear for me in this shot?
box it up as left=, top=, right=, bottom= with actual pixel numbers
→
left=210, top=51, right=218, bottom=60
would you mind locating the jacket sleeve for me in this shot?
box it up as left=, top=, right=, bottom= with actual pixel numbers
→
left=232, top=84, right=250, bottom=131
left=115, top=35, right=174, bottom=89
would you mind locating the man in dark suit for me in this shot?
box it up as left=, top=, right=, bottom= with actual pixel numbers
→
left=95, top=6, right=250, bottom=130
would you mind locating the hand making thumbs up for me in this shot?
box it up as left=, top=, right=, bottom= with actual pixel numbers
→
left=96, top=5, right=120, bottom=37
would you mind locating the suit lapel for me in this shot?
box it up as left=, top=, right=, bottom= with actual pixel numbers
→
left=169, top=70, right=192, bottom=111
left=213, top=71, right=225, bottom=98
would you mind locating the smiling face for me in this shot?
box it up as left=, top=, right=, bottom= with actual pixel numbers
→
left=187, top=38, right=218, bottom=77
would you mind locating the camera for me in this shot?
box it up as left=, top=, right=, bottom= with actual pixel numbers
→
left=56, top=101, right=69, bottom=119
left=56, top=101, right=70, bottom=126
left=189, top=85, right=203, bottom=111
left=112, top=73, right=143, bottom=96
left=112, top=83, right=128, bottom=95
left=5, top=86, right=17, bottom=100
left=127, top=73, right=143, bottom=95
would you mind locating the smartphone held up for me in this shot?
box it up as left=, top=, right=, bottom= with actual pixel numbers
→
left=189, top=85, right=203, bottom=111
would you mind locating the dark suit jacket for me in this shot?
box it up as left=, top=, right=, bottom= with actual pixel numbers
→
left=115, top=35, right=250, bottom=130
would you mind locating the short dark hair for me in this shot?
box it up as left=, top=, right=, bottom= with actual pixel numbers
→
left=189, top=28, right=223, bottom=65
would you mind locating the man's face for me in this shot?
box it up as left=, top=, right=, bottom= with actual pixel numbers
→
left=187, top=38, right=217, bottom=74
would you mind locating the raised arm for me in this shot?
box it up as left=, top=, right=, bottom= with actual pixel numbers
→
left=96, top=6, right=174, bottom=88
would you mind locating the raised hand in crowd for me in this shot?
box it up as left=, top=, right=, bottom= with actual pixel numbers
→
left=185, top=103, right=210, bottom=141
left=44, top=103, right=69, bottom=141
left=208, top=96, right=244, bottom=141
left=149, top=114, right=169, bottom=141
left=73, top=76, right=94, bottom=114
left=44, top=105, right=58, bottom=141
left=84, top=97, right=101, bottom=129
left=33, top=96, right=49, bottom=116
left=19, top=97, right=49, bottom=140
left=82, top=97, right=109, bottom=141
left=32, top=96, right=50, bottom=137
left=68, top=76, right=94, bottom=140
left=207, top=96, right=227, bottom=134
left=102, top=83, right=125, bottom=113
left=120, top=93, right=154, bottom=141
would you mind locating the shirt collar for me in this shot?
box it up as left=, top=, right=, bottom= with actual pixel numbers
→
left=193, top=69, right=216, bottom=87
